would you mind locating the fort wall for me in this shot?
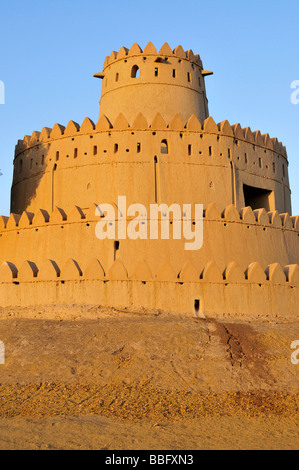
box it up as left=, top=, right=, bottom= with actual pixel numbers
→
left=11, top=114, right=291, bottom=216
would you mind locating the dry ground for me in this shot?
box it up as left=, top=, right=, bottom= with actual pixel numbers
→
left=0, top=304, right=298, bottom=450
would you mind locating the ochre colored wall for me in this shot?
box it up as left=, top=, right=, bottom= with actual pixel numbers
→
left=11, top=115, right=291, bottom=216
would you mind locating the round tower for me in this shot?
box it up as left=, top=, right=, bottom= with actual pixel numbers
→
left=94, top=42, right=213, bottom=125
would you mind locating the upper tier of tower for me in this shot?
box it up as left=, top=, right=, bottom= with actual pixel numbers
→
left=94, top=42, right=213, bottom=125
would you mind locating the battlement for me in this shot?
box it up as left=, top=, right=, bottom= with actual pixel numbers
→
left=99, top=42, right=204, bottom=70
left=12, top=113, right=291, bottom=217
left=14, top=114, right=287, bottom=157
left=1, top=256, right=298, bottom=285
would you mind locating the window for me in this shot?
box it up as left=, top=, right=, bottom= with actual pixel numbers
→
left=41, top=155, right=45, bottom=165
left=114, top=241, right=120, bottom=261
left=19, top=159, right=23, bottom=173
left=161, top=139, right=168, bottom=154
left=56, top=151, right=59, bottom=161
left=154, top=67, right=158, bottom=77
left=131, top=65, right=139, bottom=78
left=115, top=73, right=119, bottom=82
left=114, top=144, right=118, bottom=153
left=187, top=72, right=191, bottom=83
left=93, top=146, right=97, bottom=156
left=243, top=184, right=272, bottom=211
left=137, top=143, right=141, bottom=153
left=188, top=144, right=192, bottom=156
left=209, top=146, right=212, bottom=156
left=194, top=299, right=200, bottom=316
left=74, top=148, right=78, bottom=158
left=173, top=69, right=176, bottom=78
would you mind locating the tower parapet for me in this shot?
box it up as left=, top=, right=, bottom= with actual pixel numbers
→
left=94, top=42, right=212, bottom=125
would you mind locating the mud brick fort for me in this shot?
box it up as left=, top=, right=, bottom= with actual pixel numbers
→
left=0, top=42, right=298, bottom=318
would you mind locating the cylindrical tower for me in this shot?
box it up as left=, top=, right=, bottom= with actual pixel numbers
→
left=94, top=42, right=213, bottom=125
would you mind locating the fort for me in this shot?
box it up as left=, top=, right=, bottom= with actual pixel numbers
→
left=0, top=42, right=298, bottom=318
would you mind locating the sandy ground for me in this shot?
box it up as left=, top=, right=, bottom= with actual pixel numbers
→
left=0, top=304, right=298, bottom=450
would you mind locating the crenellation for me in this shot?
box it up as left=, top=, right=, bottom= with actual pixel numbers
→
left=65, top=120, right=80, bottom=136
left=265, top=263, right=286, bottom=283
left=1, top=257, right=299, bottom=286
left=245, top=262, right=267, bottom=283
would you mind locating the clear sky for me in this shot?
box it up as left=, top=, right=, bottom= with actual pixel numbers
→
left=0, top=0, right=298, bottom=215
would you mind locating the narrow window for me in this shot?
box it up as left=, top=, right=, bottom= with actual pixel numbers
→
left=131, top=65, right=139, bottom=78
left=154, top=67, right=158, bottom=77
left=273, top=162, right=276, bottom=173
left=19, top=159, right=23, bottom=173
left=188, top=144, right=192, bottom=156
left=114, top=143, right=118, bottom=153
left=173, top=69, right=176, bottom=78
left=74, top=148, right=78, bottom=158
left=93, top=146, right=97, bottom=156
left=187, top=72, right=191, bottom=83
left=228, top=148, right=231, bottom=159
left=115, top=73, right=119, bottom=82
left=114, top=241, right=120, bottom=261
left=41, top=155, right=45, bottom=165
left=245, top=153, right=247, bottom=164
left=161, top=139, right=168, bottom=154
left=194, top=299, right=200, bottom=316
left=56, top=151, right=59, bottom=161
left=209, top=146, right=212, bottom=156
left=259, top=157, right=262, bottom=168
left=154, top=156, right=158, bottom=203
left=137, top=143, right=141, bottom=153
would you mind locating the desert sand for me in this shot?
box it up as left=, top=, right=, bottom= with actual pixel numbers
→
left=0, top=305, right=298, bottom=450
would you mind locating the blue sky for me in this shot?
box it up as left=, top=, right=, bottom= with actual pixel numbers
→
left=0, top=0, right=298, bottom=215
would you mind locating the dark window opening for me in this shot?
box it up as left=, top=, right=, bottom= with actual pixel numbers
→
left=173, top=69, right=176, bottom=78
left=259, top=157, right=262, bottom=168
left=209, top=146, right=212, bottom=156
left=93, top=146, right=97, bottom=156
left=56, top=151, right=59, bottom=161
left=187, top=72, right=191, bottom=83
left=137, top=143, right=141, bottom=153
left=114, top=144, right=118, bottom=153
left=19, top=159, right=23, bottom=173
left=154, top=67, right=158, bottom=77
left=188, top=144, right=192, bottom=156
left=41, top=155, right=45, bottom=165
left=131, top=65, right=139, bottom=78
left=243, top=184, right=272, bottom=211
left=114, top=241, right=120, bottom=261
left=115, top=73, right=119, bottom=82
left=194, top=299, right=200, bottom=315
left=161, top=139, right=168, bottom=154
left=74, top=148, right=78, bottom=158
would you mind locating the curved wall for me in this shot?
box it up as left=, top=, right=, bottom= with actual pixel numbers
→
left=11, top=114, right=291, bottom=216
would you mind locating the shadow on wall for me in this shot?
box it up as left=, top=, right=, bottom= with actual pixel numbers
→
left=10, top=143, right=51, bottom=215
